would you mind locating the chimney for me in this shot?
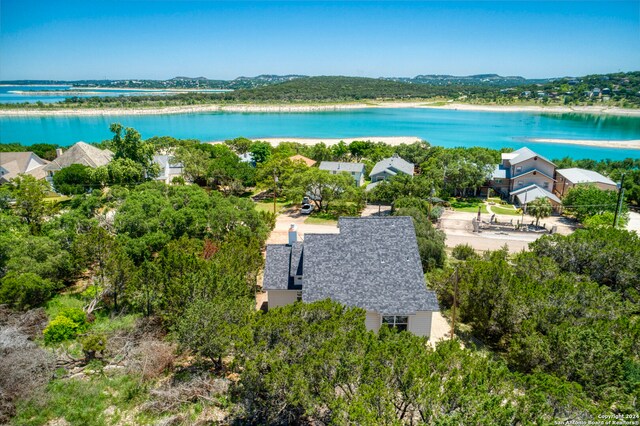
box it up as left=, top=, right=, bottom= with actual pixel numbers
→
left=55, top=148, right=63, bottom=158
left=288, top=224, right=298, bottom=245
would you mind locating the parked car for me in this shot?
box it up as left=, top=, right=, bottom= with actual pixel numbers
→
left=300, top=203, right=314, bottom=215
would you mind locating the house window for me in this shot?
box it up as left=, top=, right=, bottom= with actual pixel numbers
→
left=542, top=182, right=549, bottom=189
left=495, top=179, right=502, bottom=184
left=296, top=291, right=302, bottom=302
left=518, top=181, right=524, bottom=187
left=382, top=315, right=409, bottom=332
left=515, top=166, right=522, bottom=173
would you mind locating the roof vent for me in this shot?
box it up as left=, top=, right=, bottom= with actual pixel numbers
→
left=534, top=156, right=538, bottom=160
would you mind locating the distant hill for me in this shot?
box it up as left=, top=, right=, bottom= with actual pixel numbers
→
left=3, top=71, right=638, bottom=107
left=387, top=74, right=548, bottom=86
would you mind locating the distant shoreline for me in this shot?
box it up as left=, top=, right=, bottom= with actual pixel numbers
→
left=1, top=101, right=640, bottom=117
left=525, top=137, right=640, bottom=150
left=208, top=136, right=423, bottom=146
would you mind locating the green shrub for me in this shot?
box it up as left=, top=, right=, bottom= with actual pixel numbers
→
left=452, top=243, right=478, bottom=261
left=59, top=307, right=88, bottom=329
left=43, top=308, right=88, bottom=344
left=43, top=315, right=81, bottom=344
left=0, top=272, right=57, bottom=310
left=81, top=333, right=107, bottom=361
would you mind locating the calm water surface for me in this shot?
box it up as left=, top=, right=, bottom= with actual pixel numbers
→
left=1, top=107, right=639, bottom=161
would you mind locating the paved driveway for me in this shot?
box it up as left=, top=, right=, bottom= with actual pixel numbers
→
left=438, top=209, right=575, bottom=253
left=265, top=207, right=339, bottom=244
left=627, top=212, right=640, bottom=235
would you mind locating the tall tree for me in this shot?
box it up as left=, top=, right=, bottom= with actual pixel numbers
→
left=109, top=123, right=158, bottom=177
left=527, top=197, right=552, bottom=226
left=10, top=174, right=50, bottom=234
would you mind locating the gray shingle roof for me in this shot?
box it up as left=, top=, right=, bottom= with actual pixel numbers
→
left=557, top=168, right=616, bottom=186
left=370, top=154, right=414, bottom=177
left=263, top=245, right=302, bottom=290
left=319, top=161, right=365, bottom=173
left=264, top=217, right=439, bottom=314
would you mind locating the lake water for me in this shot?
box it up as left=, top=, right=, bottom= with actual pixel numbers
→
left=0, top=85, right=229, bottom=104
left=1, top=108, right=639, bottom=161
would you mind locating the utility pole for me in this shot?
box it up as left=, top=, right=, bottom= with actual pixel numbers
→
left=613, top=173, right=626, bottom=228
left=450, top=267, right=458, bottom=340
left=273, top=169, right=278, bottom=215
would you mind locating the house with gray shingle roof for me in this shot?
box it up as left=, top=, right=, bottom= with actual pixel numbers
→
left=263, top=217, right=440, bottom=337
left=0, top=152, right=49, bottom=184
left=319, top=161, right=365, bottom=187
left=367, top=154, right=414, bottom=191
left=43, top=142, right=113, bottom=178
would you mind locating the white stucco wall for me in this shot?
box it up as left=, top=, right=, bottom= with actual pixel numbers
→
left=267, top=290, right=298, bottom=309
left=407, top=311, right=433, bottom=338
left=365, top=311, right=381, bottom=333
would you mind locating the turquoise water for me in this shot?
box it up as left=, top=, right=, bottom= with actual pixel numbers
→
left=1, top=108, right=639, bottom=160
left=0, top=85, right=229, bottom=104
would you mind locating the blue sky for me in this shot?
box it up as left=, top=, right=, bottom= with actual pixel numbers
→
left=1, top=1, right=638, bottom=80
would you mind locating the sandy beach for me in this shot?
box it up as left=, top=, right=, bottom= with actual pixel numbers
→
left=2, top=101, right=640, bottom=117
left=416, top=102, right=640, bottom=117
left=208, top=136, right=423, bottom=146
left=0, top=103, right=372, bottom=116
left=525, top=137, right=640, bottom=150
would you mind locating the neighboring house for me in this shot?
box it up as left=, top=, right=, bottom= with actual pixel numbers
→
left=491, top=146, right=557, bottom=197
left=153, top=155, right=184, bottom=184
left=554, top=168, right=618, bottom=197
left=238, top=152, right=254, bottom=166
left=262, top=217, right=440, bottom=337
left=0, top=152, right=49, bottom=184
left=319, top=161, right=365, bottom=187
left=289, top=154, right=316, bottom=167
left=367, top=154, right=414, bottom=191
left=43, top=142, right=113, bottom=180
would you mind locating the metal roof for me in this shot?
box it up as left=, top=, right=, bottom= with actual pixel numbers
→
left=511, top=184, right=561, bottom=204
left=557, top=168, right=616, bottom=186
left=319, top=161, right=365, bottom=173
left=507, top=147, right=555, bottom=166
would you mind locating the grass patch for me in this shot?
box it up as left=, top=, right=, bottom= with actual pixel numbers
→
left=13, top=374, right=148, bottom=426
left=491, top=205, right=521, bottom=216
left=44, top=195, right=71, bottom=203
left=453, top=205, right=488, bottom=213
left=45, top=295, right=85, bottom=320
left=304, top=215, right=338, bottom=225
left=450, top=198, right=488, bottom=213
left=91, top=313, right=140, bottom=334
left=254, top=199, right=289, bottom=214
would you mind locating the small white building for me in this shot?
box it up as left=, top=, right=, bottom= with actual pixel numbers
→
left=262, top=217, right=440, bottom=337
